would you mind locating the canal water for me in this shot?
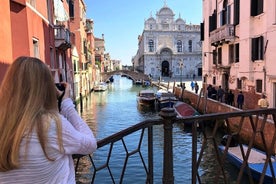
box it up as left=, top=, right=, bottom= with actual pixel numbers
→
left=76, top=75, right=246, bottom=184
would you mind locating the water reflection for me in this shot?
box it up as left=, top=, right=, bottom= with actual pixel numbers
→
left=76, top=75, right=245, bottom=183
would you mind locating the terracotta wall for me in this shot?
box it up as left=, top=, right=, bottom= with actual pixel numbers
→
left=174, top=87, right=276, bottom=152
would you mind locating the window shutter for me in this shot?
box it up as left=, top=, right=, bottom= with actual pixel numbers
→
left=235, top=43, right=240, bottom=62
left=69, top=0, right=74, bottom=18
left=209, top=16, right=212, bottom=33
left=260, top=36, right=264, bottom=60
left=234, top=0, right=240, bottom=25
left=200, top=22, right=204, bottom=41
left=257, top=0, right=263, bottom=15
left=251, top=37, right=257, bottom=61
left=250, top=0, right=257, bottom=16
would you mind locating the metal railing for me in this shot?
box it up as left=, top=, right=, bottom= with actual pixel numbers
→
left=74, top=107, right=276, bottom=184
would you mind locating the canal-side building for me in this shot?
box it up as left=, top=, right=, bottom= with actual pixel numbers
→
left=0, top=0, right=73, bottom=88
left=133, top=3, right=202, bottom=80
left=95, top=35, right=106, bottom=73
left=202, top=0, right=276, bottom=109
left=69, top=0, right=99, bottom=97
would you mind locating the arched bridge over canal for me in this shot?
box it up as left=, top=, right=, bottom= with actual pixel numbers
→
left=101, top=70, right=150, bottom=83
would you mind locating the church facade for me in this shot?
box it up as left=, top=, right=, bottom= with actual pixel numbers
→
left=133, top=4, right=202, bottom=80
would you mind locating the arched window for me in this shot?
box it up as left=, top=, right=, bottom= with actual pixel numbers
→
left=177, top=40, right=182, bottom=52
left=149, top=39, right=154, bottom=52
left=188, top=40, right=192, bottom=52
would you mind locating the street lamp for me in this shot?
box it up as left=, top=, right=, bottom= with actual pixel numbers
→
left=179, top=61, right=184, bottom=87
left=157, top=66, right=161, bottom=82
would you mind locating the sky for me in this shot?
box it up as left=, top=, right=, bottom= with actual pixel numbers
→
left=86, top=0, right=202, bottom=65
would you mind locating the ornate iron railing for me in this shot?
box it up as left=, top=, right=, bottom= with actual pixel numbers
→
left=74, top=107, right=276, bottom=184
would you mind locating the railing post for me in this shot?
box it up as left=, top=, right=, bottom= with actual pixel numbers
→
left=159, top=107, right=177, bottom=184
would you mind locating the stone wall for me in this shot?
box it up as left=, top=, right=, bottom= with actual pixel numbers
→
left=173, top=86, right=276, bottom=152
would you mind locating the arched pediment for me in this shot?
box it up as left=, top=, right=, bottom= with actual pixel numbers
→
left=155, top=47, right=173, bottom=56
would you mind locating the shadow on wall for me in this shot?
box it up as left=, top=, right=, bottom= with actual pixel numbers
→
left=0, top=62, right=10, bottom=85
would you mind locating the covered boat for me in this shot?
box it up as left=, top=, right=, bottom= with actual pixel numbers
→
left=156, top=89, right=178, bottom=109
left=137, top=90, right=156, bottom=107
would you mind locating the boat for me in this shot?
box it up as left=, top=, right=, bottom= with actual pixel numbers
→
left=156, top=89, right=178, bottom=109
left=134, top=79, right=143, bottom=85
left=137, top=90, right=156, bottom=107
left=218, top=143, right=276, bottom=183
left=93, top=82, right=108, bottom=92
left=173, top=101, right=200, bottom=126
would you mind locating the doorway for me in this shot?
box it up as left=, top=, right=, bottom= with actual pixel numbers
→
left=162, top=60, right=169, bottom=77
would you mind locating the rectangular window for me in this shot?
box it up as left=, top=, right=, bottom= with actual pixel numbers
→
left=73, top=60, right=77, bottom=73
left=256, top=79, right=263, bottom=93
left=217, top=47, right=222, bottom=64
left=229, top=44, right=234, bottom=63
left=69, top=0, right=74, bottom=18
left=219, top=10, right=225, bottom=26
left=235, top=43, right=240, bottom=62
left=209, top=11, right=217, bottom=33
left=212, top=50, right=217, bottom=65
left=47, top=0, right=52, bottom=24
left=226, top=5, right=231, bottom=24
left=33, top=39, right=39, bottom=58
left=229, top=43, right=239, bottom=63
left=251, top=0, right=263, bottom=16
left=237, top=78, right=242, bottom=89
left=212, top=76, right=216, bottom=85
left=234, top=0, right=240, bottom=25
left=200, top=22, right=204, bottom=41
left=251, top=36, right=264, bottom=61
left=188, top=40, right=192, bottom=52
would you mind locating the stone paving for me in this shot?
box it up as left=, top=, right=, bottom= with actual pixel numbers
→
left=152, top=76, right=203, bottom=93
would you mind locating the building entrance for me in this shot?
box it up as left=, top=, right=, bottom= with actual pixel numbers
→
left=162, top=60, right=169, bottom=77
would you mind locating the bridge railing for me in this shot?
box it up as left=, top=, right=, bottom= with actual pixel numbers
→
left=74, top=108, right=276, bottom=184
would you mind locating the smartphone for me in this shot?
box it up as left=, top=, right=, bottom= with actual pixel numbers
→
left=55, top=83, right=65, bottom=91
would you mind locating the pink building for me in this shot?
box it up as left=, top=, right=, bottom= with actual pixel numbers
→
left=0, top=0, right=73, bottom=90
left=202, top=0, right=276, bottom=109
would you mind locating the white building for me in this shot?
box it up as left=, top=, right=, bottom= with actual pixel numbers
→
left=133, top=3, right=202, bottom=80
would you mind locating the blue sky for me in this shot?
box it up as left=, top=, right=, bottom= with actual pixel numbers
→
left=86, top=0, right=202, bottom=65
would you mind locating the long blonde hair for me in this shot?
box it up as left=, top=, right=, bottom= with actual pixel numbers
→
left=0, top=56, right=64, bottom=171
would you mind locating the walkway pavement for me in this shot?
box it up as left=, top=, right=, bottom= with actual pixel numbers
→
left=152, top=76, right=203, bottom=93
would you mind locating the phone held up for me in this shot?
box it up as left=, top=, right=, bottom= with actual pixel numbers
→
left=55, top=83, right=65, bottom=111
left=55, top=83, right=65, bottom=91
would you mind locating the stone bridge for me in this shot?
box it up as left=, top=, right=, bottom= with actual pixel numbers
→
left=101, top=70, right=150, bottom=82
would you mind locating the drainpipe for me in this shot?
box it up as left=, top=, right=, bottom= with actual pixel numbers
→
left=264, top=40, right=268, bottom=93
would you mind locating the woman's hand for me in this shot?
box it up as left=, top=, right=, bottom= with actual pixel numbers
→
left=60, top=82, right=71, bottom=101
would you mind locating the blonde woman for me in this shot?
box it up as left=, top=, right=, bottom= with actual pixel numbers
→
left=0, top=56, right=97, bottom=183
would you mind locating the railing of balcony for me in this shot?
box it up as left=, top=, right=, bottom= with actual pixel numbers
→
left=54, top=25, right=70, bottom=43
left=210, top=24, right=235, bottom=44
left=74, top=107, right=276, bottom=184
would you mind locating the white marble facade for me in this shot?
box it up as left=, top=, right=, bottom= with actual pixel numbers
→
left=133, top=3, right=202, bottom=79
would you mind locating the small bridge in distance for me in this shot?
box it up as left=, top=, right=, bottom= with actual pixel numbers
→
left=101, top=70, right=150, bottom=83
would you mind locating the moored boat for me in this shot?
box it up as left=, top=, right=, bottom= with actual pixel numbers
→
left=137, top=90, right=156, bottom=107
left=218, top=143, right=276, bottom=184
left=173, top=101, right=200, bottom=126
left=156, top=89, right=178, bottom=109
left=93, top=82, right=108, bottom=92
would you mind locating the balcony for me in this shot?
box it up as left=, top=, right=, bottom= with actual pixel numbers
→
left=210, top=24, right=235, bottom=46
left=54, top=25, right=71, bottom=50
